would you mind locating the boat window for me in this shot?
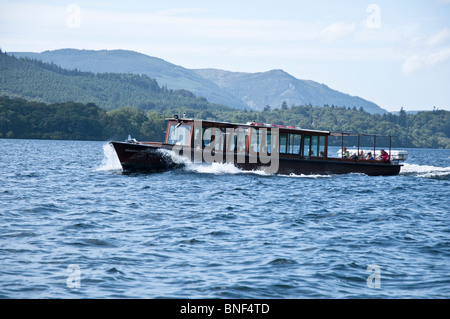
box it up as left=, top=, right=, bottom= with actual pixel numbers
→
left=318, top=136, right=326, bottom=157
left=250, top=129, right=273, bottom=154
left=303, top=135, right=325, bottom=157
left=287, top=133, right=302, bottom=154
left=226, top=128, right=247, bottom=152
left=236, top=129, right=247, bottom=152
left=226, top=128, right=237, bottom=151
left=279, top=133, right=288, bottom=154
left=168, top=124, right=192, bottom=146
left=250, top=129, right=260, bottom=153
left=203, top=127, right=224, bottom=151
left=194, top=125, right=202, bottom=149
left=303, top=135, right=311, bottom=156
left=310, top=136, right=318, bottom=157
left=279, top=133, right=301, bottom=154
left=265, top=131, right=272, bottom=154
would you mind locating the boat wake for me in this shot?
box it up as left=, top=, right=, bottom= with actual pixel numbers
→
left=158, top=149, right=269, bottom=176
left=400, top=163, right=450, bottom=179
left=184, top=162, right=243, bottom=175
left=97, top=143, right=122, bottom=171
left=280, top=173, right=333, bottom=179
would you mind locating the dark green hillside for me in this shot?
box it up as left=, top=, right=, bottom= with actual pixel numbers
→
left=0, top=96, right=166, bottom=141
left=0, top=50, right=233, bottom=112
left=11, top=49, right=248, bottom=109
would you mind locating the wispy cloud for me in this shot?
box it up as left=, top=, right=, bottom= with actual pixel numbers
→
left=402, top=48, right=450, bottom=75
left=427, top=28, right=450, bottom=47
left=402, top=28, right=450, bottom=75
left=319, top=22, right=356, bottom=43
left=155, top=8, right=209, bottom=16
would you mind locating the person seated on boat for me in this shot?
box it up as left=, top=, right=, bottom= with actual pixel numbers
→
left=377, top=150, right=390, bottom=163
left=342, top=147, right=350, bottom=158
left=365, top=152, right=374, bottom=160
left=319, top=151, right=325, bottom=157
left=358, top=150, right=364, bottom=159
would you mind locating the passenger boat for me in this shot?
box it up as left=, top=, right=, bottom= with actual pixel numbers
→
left=110, top=115, right=408, bottom=176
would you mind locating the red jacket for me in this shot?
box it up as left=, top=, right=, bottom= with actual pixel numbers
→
left=380, top=152, right=390, bottom=163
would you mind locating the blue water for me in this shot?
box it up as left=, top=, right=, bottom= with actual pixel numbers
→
left=0, top=139, right=449, bottom=299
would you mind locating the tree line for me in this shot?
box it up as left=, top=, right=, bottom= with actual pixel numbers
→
left=1, top=96, right=449, bottom=148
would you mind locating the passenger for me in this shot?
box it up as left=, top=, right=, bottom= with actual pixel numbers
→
left=377, top=150, right=390, bottom=163
left=358, top=150, right=364, bottom=159
left=342, top=147, right=350, bottom=158
left=365, top=152, right=374, bottom=160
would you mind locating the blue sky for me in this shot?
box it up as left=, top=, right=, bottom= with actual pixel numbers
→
left=1, top=0, right=449, bottom=112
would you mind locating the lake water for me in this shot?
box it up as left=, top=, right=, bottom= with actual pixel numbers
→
left=0, top=139, right=449, bottom=299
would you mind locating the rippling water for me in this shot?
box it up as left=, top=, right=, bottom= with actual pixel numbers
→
left=0, top=139, right=449, bottom=299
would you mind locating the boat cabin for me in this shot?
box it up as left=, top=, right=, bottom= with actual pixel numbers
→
left=164, top=116, right=330, bottom=160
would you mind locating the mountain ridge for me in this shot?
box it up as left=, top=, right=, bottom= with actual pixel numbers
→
left=10, top=49, right=387, bottom=113
left=10, top=49, right=248, bottom=110
left=192, top=68, right=386, bottom=114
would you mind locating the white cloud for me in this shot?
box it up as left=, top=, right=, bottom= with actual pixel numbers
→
left=427, top=28, right=450, bottom=47
left=401, top=28, right=450, bottom=76
left=402, top=47, right=450, bottom=75
left=319, top=22, right=356, bottom=43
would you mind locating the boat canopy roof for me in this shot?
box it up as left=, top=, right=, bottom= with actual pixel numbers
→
left=330, top=132, right=395, bottom=138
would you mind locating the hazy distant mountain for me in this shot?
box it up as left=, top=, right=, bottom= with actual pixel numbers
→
left=193, top=68, right=387, bottom=114
left=10, top=49, right=248, bottom=109
left=11, top=49, right=387, bottom=114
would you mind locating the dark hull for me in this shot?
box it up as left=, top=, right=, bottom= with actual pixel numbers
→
left=111, top=142, right=402, bottom=176
left=270, top=158, right=401, bottom=176
left=110, top=141, right=183, bottom=172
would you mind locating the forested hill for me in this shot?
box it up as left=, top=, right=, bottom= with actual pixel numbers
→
left=11, top=49, right=248, bottom=109
left=0, top=50, right=234, bottom=112
left=1, top=96, right=449, bottom=148
left=12, top=49, right=385, bottom=113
